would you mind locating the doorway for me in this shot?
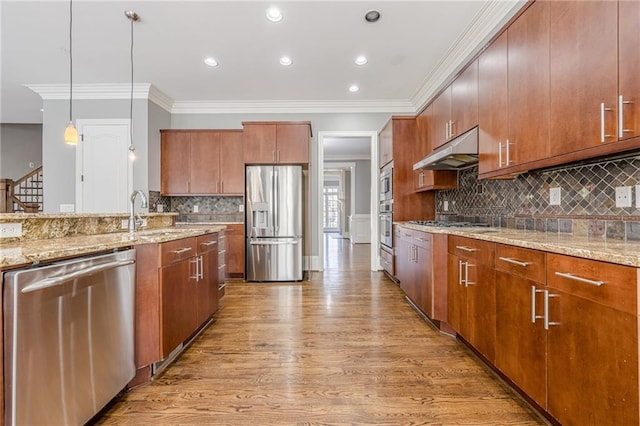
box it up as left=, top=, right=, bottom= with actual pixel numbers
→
left=316, top=131, right=379, bottom=272
left=75, top=119, right=132, bottom=213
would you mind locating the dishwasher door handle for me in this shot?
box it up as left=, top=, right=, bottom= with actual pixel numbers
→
left=21, top=259, right=136, bottom=293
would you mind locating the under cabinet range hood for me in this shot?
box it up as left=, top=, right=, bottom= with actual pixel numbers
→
left=413, top=126, right=479, bottom=170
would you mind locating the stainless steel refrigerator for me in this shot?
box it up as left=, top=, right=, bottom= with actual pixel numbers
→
left=246, top=165, right=303, bottom=281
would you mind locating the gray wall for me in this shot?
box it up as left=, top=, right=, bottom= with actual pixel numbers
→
left=354, top=159, right=371, bottom=214
left=173, top=112, right=390, bottom=257
left=0, top=123, right=42, bottom=179
left=41, top=98, right=149, bottom=212
left=148, top=101, right=171, bottom=191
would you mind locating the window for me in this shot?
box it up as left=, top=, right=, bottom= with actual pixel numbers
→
left=323, top=186, right=339, bottom=231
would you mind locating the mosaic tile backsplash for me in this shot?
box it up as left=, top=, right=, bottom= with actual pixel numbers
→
left=169, top=196, right=244, bottom=223
left=436, top=155, right=640, bottom=241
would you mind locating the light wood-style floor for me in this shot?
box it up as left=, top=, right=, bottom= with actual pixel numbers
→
left=97, top=236, right=546, bottom=425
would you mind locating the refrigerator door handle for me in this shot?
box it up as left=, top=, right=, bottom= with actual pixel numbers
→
left=249, top=240, right=299, bottom=245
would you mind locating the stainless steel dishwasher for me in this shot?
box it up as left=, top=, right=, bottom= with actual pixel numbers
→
left=3, top=249, right=136, bottom=426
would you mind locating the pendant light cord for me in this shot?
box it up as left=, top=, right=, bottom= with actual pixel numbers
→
left=129, top=15, right=134, bottom=151
left=69, top=0, right=73, bottom=122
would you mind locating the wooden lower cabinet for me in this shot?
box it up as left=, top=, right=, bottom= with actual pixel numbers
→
left=546, top=253, right=639, bottom=426
left=161, top=257, right=197, bottom=356
left=448, top=236, right=496, bottom=363
left=225, top=223, right=244, bottom=278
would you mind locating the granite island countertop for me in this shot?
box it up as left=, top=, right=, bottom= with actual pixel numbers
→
left=0, top=225, right=226, bottom=270
left=397, top=222, right=640, bottom=267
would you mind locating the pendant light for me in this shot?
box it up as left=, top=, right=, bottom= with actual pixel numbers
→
left=64, top=0, right=78, bottom=145
left=125, top=10, right=139, bottom=160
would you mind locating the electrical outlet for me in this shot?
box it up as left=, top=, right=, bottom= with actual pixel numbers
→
left=0, top=223, right=22, bottom=238
left=443, top=200, right=449, bottom=211
left=141, top=218, right=148, bottom=227
left=193, top=205, right=199, bottom=213
left=615, top=186, right=633, bottom=208
left=121, top=220, right=129, bottom=229
left=550, top=187, right=561, bottom=206
left=59, top=203, right=75, bottom=213
left=156, top=204, right=164, bottom=213
left=239, top=204, right=244, bottom=212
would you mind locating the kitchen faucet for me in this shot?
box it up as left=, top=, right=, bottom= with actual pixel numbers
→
left=129, top=190, right=148, bottom=233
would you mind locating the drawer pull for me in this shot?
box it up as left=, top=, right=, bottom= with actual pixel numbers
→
left=171, top=247, right=193, bottom=254
left=499, top=257, right=530, bottom=267
left=554, top=272, right=604, bottom=287
left=200, top=241, right=217, bottom=247
left=455, top=245, right=477, bottom=252
left=415, top=237, right=428, bottom=242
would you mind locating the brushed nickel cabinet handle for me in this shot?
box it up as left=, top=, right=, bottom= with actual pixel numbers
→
left=506, top=139, right=512, bottom=165
left=543, top=290, right=560, bottom=330
left=455, top=245, right=477, bottom=252
left=600, top=102, right=614, bottom=142
left=554, top=271, right=604, bottom=287
left=201, top=241, right=217, bottom=247
left=450, top=120, right=455, bottom=138
left=619, top=95, right=624, bottom=138
left=498, top=142, right=503, bottom=168
left=458, top=260, right=464, bottom=286
left=531, top=286, right=545, bottom=324
left=171, top=247, right=193, bottom=255
left=499, top=257, right=530, bottom=267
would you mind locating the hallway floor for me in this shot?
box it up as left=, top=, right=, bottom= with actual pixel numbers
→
left=97, top=237, right=545, bottom=425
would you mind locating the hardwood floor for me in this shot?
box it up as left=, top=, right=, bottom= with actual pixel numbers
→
left=97, top=237, right=546, bottom=425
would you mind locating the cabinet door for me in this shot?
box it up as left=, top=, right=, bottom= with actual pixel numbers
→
left=219, top=131, right=244, bottom=194
left=225, top=223, right=245, bottom=277
left=161, top=258, right=196, bottom=357
left=619, top=1, right=640, bottom=141
left=161, top=132, right=190, bottom=195
left=432, top=87, right=452, bottom=149
left=478, top=32, right=508, bottom=176
left=379, top=120, right=393, bottom=168
left=465, top=264, right=496, bottom=362
left=495, top=272, right=547, bottom=408
left=243, top=124, right=277, bottom=164
left=415, top=244, right=433, bottom=317
left=190, top=132, right=220, bottom=194
left=546, top=289, right=638, bottom=426
left=276, top=124, right=309, bottom=164
left=396, top=237, right=412, bottom=296
left=508, top=0, right=549, bottom=166
left=197, top=250, right=219, bottom=324
left=549, top=1, right=618, bottom=155
left=447, top=254, right=466, bottom=334
left=450, top=59, right=478, bottom=139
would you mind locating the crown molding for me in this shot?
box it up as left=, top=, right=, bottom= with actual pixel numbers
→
left=410, top=0, right=527, bottom=112
left=171, top=99, right=415, bottom=115
left=148, top=86, right=174, bottom=113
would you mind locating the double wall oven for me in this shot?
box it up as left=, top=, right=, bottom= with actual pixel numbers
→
left=379, top=167, right=393, bottom=249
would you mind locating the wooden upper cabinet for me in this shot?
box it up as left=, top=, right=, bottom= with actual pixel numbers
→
left=276, top=123, right=310, bottom=164
left=219, top=131, right=244, bottom=194
left=450, top=59, right=478, bottom=140
left=379, top=119, right=393, bottom=168
left=190, top=132, right=220, bottom=194
left=431, top=87, right=452, bottom=150
left=243, top=122, right=310, bottom=164
left=478, top=31, right=508, bottom=176
left=549, top=0, right=618, bottom=156
left=161, top=131, right=191, bottom=195
left=619, top=0, right=640, bottom=142
left=161, top=130, right=244, bottom=196
left=508, top=0, right=549, bottom=166
left=414, top=104, right=456, bottom=192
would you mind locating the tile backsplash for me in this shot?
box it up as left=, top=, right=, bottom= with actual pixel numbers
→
left=169, top=195, right=244, bottom=223
left=436, top=155, right=640, bottom=240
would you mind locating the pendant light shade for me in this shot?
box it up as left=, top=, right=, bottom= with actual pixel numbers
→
left=64, top=0, right=77, bottom=145
left=64, top=122, right=79, bottom=144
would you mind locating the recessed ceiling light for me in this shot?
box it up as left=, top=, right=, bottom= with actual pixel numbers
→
left=204, top=57, right=218, bottom=67
left=355, top=55, right=368, bottom=65
left=280, top=56, right=292, bottom=66
left=40, top=108, right=44, bottom=112
left=266, top=7, right=283, bottom=22
left=364, top=10, right=381, bottom=23
left=349, top=85, right=360, bottom=93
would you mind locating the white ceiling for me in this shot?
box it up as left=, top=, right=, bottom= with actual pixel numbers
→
left=1, top=1, right=525, bottom=124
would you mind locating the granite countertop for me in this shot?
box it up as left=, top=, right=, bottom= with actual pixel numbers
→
left=0, top=225, right=226, bottom=270
left=397, top=222, right=640, bottom=267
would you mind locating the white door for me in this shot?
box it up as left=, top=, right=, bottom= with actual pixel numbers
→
left=76, top=119, right=132, bottom=213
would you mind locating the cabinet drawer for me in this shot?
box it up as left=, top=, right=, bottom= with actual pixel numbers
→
left=495, top=244, right=546, bottom=283
left=196, top=233, right=218, bottom=254
left=547, top=253, right=638, bottom=315
left=396, top=227, right=431, bottom=249
left=448, top=235, right=494, bottom=264
left=380, top=247, right=394, bottom=275
left=160, top=237, right=196, bottom=265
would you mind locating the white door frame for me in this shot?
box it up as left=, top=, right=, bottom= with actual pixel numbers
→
left=75, top=119, right=133, bottom=212
left=323, top=161, right=357, bottom=231
left=317, top=131, right=379, bottom=271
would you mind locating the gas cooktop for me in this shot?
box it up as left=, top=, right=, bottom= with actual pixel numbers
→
left=409, top=220, right=490, bottom=228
